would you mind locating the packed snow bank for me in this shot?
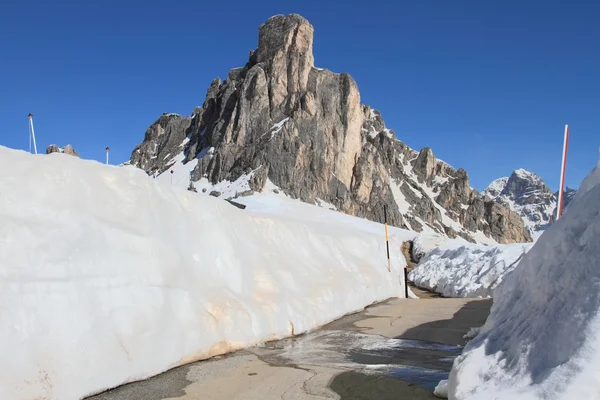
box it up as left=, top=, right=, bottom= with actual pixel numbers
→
left=0, top=146, right=408, bottom=400
left=409, top=243, right=532, bottom=298
left=410, top=232, right=470, bottom=262
left=447, top=164, right=600, bottom=399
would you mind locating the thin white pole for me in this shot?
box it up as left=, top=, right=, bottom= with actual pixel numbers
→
left=105, top=147, right=110, bottom=165
left=28, top=114, right=38, bottom=155
left=556, top=124, right=569, bottom=220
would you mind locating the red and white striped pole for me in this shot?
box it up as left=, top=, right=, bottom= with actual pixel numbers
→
left=556, top=124, right=569, bottom=220
left=28, top=114, right=38, bottom=154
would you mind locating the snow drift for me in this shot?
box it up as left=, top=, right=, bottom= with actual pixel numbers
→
left=0, top=146, right=408, bottom=400
left=447, top=163, right=600, bottom=399
left=409, top=243, right=532, bottom=298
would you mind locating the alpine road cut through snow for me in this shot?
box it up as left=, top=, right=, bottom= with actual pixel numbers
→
left=409, top=243, right=532, bottom=298
left=0, top=146, right=408, bottom=400
left=447, top=163, right=600, bottom=399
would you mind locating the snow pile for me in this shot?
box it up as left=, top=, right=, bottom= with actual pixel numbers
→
left=434, top=380, right=449, bottom=398
left=409, top=243, right=532, bottom=298
left=447, top=163, right=600, bottom=399
left=410, top=232, right=470, bottom=262
left=0, top=146, right=408, bottom=400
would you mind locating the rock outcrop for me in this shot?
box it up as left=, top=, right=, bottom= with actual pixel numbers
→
left=127, top=14, right=531, bottom=244
left=46, top=144, right=79, bottom=157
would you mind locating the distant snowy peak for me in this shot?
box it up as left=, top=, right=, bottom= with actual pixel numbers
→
left=483, top=177, right=508, bottom=199
left=484, top=169, right=573, bottom=235
left=512, top=168, right=542, bottom=182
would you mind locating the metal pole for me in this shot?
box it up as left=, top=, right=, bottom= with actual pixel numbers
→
left=28, top=114, right=38, bottom=154
left=384, top=205, right=391, bottom=273
left=557, top=124, right=569, bottom=220
left=105, top=147, right=110, bottom=165
left=404, top=268, right=409, bottom=298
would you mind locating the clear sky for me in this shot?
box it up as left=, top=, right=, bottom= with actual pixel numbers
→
left=1, top=0, right=598, bottom=191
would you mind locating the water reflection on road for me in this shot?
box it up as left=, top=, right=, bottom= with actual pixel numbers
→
left=251, top=330, right=460, bottom=392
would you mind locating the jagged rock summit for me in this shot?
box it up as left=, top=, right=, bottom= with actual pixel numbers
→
left=128, top=14, right=531, bottom=244
left=46, top=144, right=79, bottom=157
left=484, top=168, right=578, bottom=235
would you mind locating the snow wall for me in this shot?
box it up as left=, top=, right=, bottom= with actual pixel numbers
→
left=0, top=147, right=407, bottom=400
left=409, top=243, right=533, bottom=298
left=447, top=164, right=600, bottom=399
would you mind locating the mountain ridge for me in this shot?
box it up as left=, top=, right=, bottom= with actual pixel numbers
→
left=126, top=14, right=531, bottom=244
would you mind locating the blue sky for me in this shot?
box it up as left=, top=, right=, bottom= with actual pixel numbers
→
left=1, top=0, right=598, bottom=191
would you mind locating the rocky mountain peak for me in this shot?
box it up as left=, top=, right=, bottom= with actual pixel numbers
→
left=485, top=169, right=562, bottom=235
left=46, top=144, right=79, bottom=157
left=126, top=14, right=531, bottom=244
left=501, top=169, right=554, bottom=203
left=484, top=176, right=508, bottom=199
left=257, top=14, right=314, bottom=66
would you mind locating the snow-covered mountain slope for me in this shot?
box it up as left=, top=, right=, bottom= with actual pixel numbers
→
left=484, top=169, right=558, bottom=235
left=447, top=162, right=600, bottom=399
left=126, top=14, right=531, bottom=245
left=483, top=176, right=508, bottom=199
left=409, top=242, right=533, bottom=298
left=0, top=145, right=417, bottom=400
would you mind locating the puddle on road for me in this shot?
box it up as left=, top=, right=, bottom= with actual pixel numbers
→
left=250, top=330, right=460, bottom=392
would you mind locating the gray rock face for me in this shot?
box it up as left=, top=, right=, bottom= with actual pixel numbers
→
left=553, top=187, right=577, bottom=218
left=46, top=145, right=61, bottom=154
left=46, top=144, right=79, bottom=157
left=127, top=14, right=531, bottom=244
left=560, top=187, right=577, bottom=210
left=129, top=114, right=191, bottom=173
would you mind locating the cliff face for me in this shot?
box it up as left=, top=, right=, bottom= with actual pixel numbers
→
left=128, top=14, right=531, bottom=244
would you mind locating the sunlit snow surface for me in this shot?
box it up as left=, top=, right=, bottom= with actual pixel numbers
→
left=447, top=164, right=600, bottom=399
left=0, top=146, right=411, bottom=400
left=409, top=243, right=533, bottom=298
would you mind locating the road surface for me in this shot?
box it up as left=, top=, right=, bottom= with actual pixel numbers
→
left=88, top=295, right=491, bottom=400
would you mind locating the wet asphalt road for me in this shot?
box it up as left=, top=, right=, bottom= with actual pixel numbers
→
left=87, top=296, right=492, bottom=400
